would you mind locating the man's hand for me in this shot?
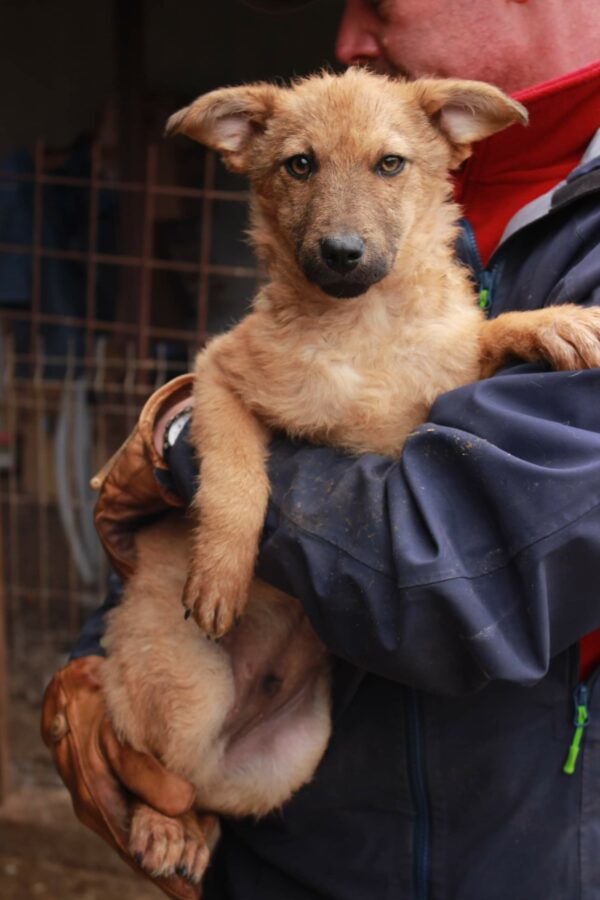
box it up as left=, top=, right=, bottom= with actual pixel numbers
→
left=91, top=373, right=194, bottom=580
left=41, top=656, right=218, bottom=899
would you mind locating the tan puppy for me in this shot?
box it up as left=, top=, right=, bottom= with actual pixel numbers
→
left=101, top=69, right=600, bottom=886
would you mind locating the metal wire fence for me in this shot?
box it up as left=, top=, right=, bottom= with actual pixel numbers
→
left=0, top=138, right=257, bottom=796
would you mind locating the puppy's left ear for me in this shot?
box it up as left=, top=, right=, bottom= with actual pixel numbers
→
left=413, top=79, right=528, bottom=167
left=165, top=83, right=280, bottom=173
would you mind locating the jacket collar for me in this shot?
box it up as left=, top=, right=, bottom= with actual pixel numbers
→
left=455, top=59, right=600, bottom=264
left=496, top=129, right=600, bottom=248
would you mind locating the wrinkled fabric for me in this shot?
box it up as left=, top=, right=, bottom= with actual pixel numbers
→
left=213, top=153, right=600, bottom=899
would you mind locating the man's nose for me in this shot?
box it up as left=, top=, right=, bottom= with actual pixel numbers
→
left=335, top=0, right=382, bottom=67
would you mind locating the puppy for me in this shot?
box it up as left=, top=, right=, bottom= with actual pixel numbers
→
left=101, top=69, right=600, bottom=887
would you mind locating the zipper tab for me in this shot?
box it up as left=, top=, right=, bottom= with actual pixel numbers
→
left=478, top=270, right=493, bottom=311
left=456, top=218, right=495, bottom=314
left=563, top=683, right=589, bottom=775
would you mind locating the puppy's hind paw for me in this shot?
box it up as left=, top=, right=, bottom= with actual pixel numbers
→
left=129, top=804, right=218, bottom=893
left=179, top=812, right=220, bottom=886
left=129, top=804, right=185, bottom=879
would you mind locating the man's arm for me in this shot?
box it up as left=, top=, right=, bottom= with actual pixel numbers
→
left=87, top=350, right=600, bottom=698
left=255, top=361, right=600, bottom=694
left=69, top=573, right=123, bottom=659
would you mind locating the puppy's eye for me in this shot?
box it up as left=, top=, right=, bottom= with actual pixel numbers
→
left=376, top=155, right=406, bottom=177
left=284, top=154, right=313, bottom=180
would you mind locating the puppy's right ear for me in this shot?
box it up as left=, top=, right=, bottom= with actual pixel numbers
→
left=165, top=84, right=279, bottom=173
left=412, top=78, right=528, bottom=168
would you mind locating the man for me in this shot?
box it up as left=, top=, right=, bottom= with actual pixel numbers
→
left=42, top=1, right=600, bottom=898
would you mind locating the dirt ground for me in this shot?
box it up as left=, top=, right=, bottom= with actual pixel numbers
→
left=0, top=641, right=164, bottom=900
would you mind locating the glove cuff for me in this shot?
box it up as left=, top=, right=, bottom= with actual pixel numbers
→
left=91, top=374, right=194, bottom=578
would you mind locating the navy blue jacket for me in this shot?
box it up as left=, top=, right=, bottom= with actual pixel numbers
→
left=76, top=147, right=600, bottom=899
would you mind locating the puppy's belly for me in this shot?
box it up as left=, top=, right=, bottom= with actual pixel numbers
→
left=100, top=513, right=332, bottom=819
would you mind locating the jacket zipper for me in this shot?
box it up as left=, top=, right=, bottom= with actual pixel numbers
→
left=458, top=218, right=496, bottom=315
left=405, top=687, right=431, bottom=900
left=563, top=667, right=600, bottom=775
left=563, top=683, right=589, bottom=774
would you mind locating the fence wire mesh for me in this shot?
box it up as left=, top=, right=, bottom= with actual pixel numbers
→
left=0, top=138, right=257, bottom=796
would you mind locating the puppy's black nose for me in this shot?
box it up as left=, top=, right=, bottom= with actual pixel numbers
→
left=320, top=234, right=365, bottom=274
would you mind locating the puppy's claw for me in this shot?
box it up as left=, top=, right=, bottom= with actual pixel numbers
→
left=194, top=601, right=217, bottom=637
left=181, top=568, right=203, bottom=614
left=215, top=606, right=234, bottom=639
left=195, top=596, right=237, bottom=639
left=179, top=840, right=210, bottom=886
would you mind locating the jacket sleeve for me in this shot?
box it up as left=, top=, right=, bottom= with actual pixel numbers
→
left=256, top=361, right=600, bottom=694
left=69, top=573, right=124, bottom=660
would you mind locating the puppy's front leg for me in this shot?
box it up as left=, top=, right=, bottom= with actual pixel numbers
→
left=183, top=349, right=270, bottom=638
left=479, top=304, right=600, bottom=378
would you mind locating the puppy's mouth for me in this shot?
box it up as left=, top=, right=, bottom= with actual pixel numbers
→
left=300, top=252, right=392, bottom=300
left=318, top=279, right=378, bottom=299
left=297, top=233, right=394, bottom=299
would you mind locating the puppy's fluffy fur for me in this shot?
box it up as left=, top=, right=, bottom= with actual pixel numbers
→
left=101, top=69, right=600, bottom=884
left=103, top=515, right=331, bottom=819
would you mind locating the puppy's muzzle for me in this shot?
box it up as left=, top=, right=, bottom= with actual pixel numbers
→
left=301, top=233, right=391, bottom=299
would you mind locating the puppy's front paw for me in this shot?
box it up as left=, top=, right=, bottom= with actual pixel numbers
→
left=534, top=306, right=600, bottom=371
left=182, top=561, right=249, bottom=639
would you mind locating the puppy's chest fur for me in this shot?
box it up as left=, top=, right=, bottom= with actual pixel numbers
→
left=209, top=287, right=483, bottom=458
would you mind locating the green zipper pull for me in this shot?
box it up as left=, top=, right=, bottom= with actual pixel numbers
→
left=478, top=288, right=490, bottom=310
left=563, top=684, right=589, bottom=775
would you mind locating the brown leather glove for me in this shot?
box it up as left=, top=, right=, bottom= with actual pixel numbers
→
left=53, top=376, right=212, bottom=896
left=41, top=655, right=218, bottom=900
left=91, top=373, right=194, bottom=579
